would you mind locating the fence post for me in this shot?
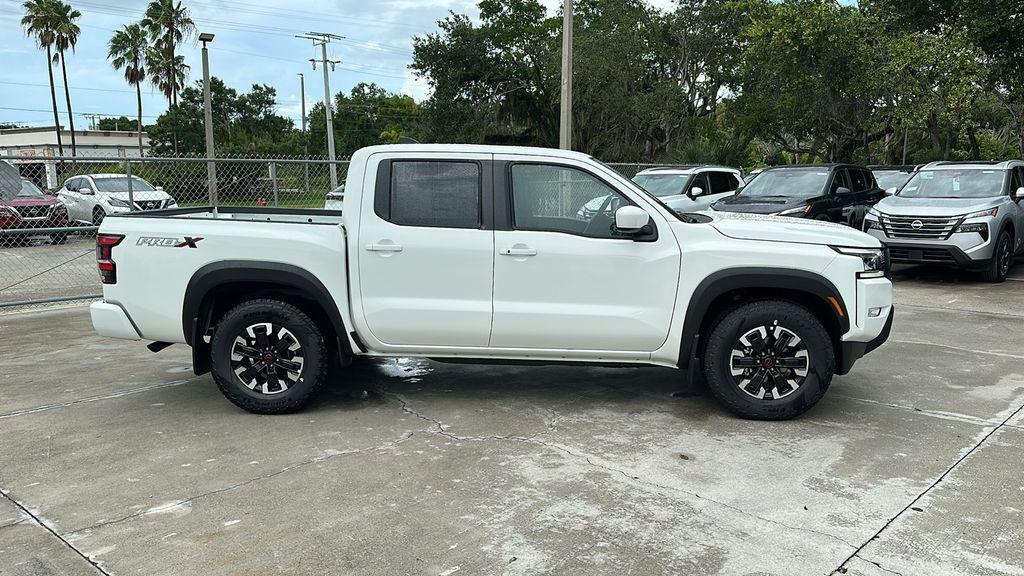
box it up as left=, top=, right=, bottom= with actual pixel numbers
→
left=125, top=160, right=135, bottom=210
left=270, top=162, right=279, bottom=207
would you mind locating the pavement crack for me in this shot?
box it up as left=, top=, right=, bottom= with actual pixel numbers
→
left=381, top=388, right=857, bottom=550
left=62, top=430, right=420, bottom=537
left=830, top=400, right=1024, bottom=576
left=0, top=379, right=199, bottom=420
left=0, top=489, right=110, bottom=576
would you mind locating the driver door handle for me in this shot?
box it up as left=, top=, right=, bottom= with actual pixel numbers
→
left=365, top=243, right=403, bottom=252
left=501, top=247, right=537, bottom=256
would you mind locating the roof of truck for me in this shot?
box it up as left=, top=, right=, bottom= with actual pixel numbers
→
left=355, top=144, right=597, bottom=162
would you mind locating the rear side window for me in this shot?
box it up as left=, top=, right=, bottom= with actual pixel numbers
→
left=386, top=161, right=480, bottom=228
left=707, top=172, right=740, bottom=194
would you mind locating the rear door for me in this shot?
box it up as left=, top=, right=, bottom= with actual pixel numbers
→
left=60, top=177, right=85, bottom=221
left=489, top=154, right=681, bottom=352
left=355, top=153, right=495, bottom=347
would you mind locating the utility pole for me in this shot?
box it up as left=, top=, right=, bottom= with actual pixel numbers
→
left=297, top=32, right=344, bottom=190
left=199, top=32, right=218, bottom=209
left=298, top=72, right=309, bottom=193
left=559, top=0, right=574, bottom=150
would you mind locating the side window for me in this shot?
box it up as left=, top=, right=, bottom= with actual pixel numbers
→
left=64, top=177, right=79, bottom=191
left=708, top=171, right=740, bottom=195
left=688, top=173, right=710, bottom=197
left=386, top=161, right=480, bottom=229
left=830, top=170, right=850, bottom=194
left=1011, top=167, right=1024, bottom=193
left=510, top=163, right=629, bottom=239
left=848, top=168, right=868, bottom=192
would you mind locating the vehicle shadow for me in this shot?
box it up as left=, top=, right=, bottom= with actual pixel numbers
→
left=890, top=261, right=1024, bottom=284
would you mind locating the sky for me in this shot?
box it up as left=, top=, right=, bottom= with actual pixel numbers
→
left=0, top=0, right=679, bottom=130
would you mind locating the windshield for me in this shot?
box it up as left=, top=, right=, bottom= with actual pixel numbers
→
left=1, top=180, right=45, bottom=201
left=873, top=170, right=914, bottom=191
left=93, top=176, right=156, bottom=193
left=898, top=169, right=1006, bottom=199
left=737, top=169, right=829, bottom=199
left=632, top=173, right=692, bottom=198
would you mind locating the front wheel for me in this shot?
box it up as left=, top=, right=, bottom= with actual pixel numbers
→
left=981, top=231, right=1012, bottom=283
left=702, top=300, right=835, bottom=420
left=210, top=299, right=328, bottom=414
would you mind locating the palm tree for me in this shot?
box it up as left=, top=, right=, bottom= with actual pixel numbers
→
left=145, top=47, right=189, bottom=106
left=108, top=23, right=148, bottom=156
left=21, top=0, right=63, bottom=157
left=51, top=1, right=81, bottom=157
left=141, top=0, right=194, bottom=106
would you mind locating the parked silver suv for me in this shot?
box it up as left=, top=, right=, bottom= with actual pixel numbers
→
left=863, top=160, right=1024, bottom=282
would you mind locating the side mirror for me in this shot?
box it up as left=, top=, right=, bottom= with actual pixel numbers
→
left=1015, top=187, right=1024, bottom=200
left=836, top=186, right=852, bottom=195
left=614, top=205, right=649, bottom=232
left=885, top=186, right=897, bottom=195
left=689, top=186, right=704, bottom=198
left=80, top=186, right=94, bottom=195
left=154, top=185, right=164, bottom=191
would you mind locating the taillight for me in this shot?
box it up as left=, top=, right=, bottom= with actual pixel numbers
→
left=96, top=234, right=124, bottom=284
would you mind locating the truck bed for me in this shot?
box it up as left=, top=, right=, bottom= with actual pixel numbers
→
left=112, top=205, right=344, bottom=226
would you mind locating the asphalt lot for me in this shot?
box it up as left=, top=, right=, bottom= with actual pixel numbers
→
left=1, top=264, right=1023, bottom=576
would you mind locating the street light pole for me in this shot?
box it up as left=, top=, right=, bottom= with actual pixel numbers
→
left=298, top=72, right=309, bottom=193
left=199, top=32, right=217, bottom=209
left=559, top=0, right=574, bottom=150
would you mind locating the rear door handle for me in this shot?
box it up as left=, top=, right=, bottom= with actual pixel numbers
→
left=365, top=243, right=403, bottom=252
left=501, top=247, right=537, bottom=256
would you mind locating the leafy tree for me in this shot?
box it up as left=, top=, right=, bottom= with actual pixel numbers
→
left=307, top=83, right=421, bottom=157
left=95, top=116, right=133, bottom=131
left=21, top=0, right=64, bottom=156
left=108, top=23, right=150, bottom=156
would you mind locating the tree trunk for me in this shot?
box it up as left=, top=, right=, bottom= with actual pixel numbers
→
left=926, top=113, right=942, bottom=158
left=967, top=127, right=980, bottom=159
left=45, top=46, right=64, bottom=158
left=136, top=81, right=144, bottom=157
left=59, top=53, right=77, bottom=158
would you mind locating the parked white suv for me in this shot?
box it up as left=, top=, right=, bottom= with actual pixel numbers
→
left=58, top=174, right=177, bottom=225
left=632, top=166, right=743, bottom=212
left=89, top=145, right=893, bottom=420
left=864, top=160, right=1024, bottom=282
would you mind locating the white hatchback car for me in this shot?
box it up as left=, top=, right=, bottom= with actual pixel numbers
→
left=58, top=174, right=177, bottom=225
left=632, top=166, right=744, bottom=212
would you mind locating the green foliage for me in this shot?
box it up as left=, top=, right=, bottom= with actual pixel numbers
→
left=307, top=83, right=422, bottom=157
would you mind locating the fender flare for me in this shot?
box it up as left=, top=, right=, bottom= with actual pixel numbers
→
left=183, top=261, right=352, bottom=373
left=677, top=267, right=850, bottom=369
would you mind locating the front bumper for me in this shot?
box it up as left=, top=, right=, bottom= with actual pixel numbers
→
left=838, top=306, right=894, bottom=375
left=864, top=228, right=993, bottom=268
left=90, top=301, right=142, bottom=340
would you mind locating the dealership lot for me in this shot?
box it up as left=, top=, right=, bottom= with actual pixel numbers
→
left=1, top=266, right=1022, bottom=576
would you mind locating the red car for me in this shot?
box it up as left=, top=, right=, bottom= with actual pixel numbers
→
left=0, top=178, right=71, bottom=245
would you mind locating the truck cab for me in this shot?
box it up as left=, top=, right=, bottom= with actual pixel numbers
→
left=89, top=145, right=893, bottom=420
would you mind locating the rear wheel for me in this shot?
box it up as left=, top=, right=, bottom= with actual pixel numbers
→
left=981, top=231, right=1012, bottom=283
left=702, top=300, right=834, bottom=420
left=210, top=299, right=327, bottom=414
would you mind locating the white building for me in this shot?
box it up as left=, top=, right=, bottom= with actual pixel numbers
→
left=0, top=126, right=150, bottom=188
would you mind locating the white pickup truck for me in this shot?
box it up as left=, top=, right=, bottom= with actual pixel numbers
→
left=90, top=145, right=893, bottom=420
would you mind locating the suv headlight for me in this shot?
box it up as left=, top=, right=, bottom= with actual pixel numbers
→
left=832, top=246, right=888, bottom=278
left=107, top=197, right=131, bottom=209
left=963, top=207, right=997, bottom=219
left=774, top=205, right=811, bottom=216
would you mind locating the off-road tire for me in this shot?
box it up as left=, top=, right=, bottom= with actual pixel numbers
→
left=703, top=299, right=835, bottom=420
left=210, top=299, right=327, bottom=414
left=981, top=230, right=1012, bottom=283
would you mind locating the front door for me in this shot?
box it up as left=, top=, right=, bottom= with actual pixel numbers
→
left=356, top=153, right=494, bottom=347
left=490, top=157, right=681, bottom=351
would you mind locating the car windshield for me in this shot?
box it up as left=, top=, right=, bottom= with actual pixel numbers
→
left=898, top=169, right=1005, bottom=199
left=736, top=168, right=829, bottom=199
left=632, top=173, right=692, bottom=198
left=93, top=176, right=156, bottom=193
left=873, top=170, right=913, bottom=191
left=1, top=180, right=44, bottom=200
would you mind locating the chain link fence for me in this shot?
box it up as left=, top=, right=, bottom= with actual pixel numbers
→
left=0, top=153, right=651, bottom=312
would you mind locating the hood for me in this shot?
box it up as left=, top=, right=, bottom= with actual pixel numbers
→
left=706, top=210, right=880, bottom=248
left=1, top=196, right=60, bottom=207
left=875, top=195, right=1002, bottom=217
left=712, top=194, right=808, bottom=215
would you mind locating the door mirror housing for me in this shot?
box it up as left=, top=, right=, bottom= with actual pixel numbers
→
left=1014, top=186, right=1024, bottom=200
left=80, top=186, right=94, bottom=195
left=689, top=186, right=704, bottom=198
left=835, top=186, right=852, bottom=195
left=885, top=186, right=897, bottom=195
left=614, top=205, right=650, bottom=232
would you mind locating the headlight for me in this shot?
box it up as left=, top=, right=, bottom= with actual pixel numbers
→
left=867, top=207, right=882, bottom=218
left=832, top=246, right=888, bottom=278
left=1, top=206, right=18, bottom=218
left=775, top=205, right=811, bottom=216
left=166, top=199, right=177, bottom=207
left=864, top=219, right=883, bottom=230
left=954, top=221, right=988, bottom=239
left=107, top=197, right=131, bottom=209
left=963, top=207, right=997, bottom=219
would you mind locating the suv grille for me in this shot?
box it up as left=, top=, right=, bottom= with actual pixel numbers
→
left=879, top=214, right=961, bottom=240
left=136, top=200, right=165, bottom=210
left=15, top=205, right=51, bottom=219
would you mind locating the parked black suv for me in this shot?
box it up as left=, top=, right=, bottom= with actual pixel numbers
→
left=711, top=164, right=885, bottom=228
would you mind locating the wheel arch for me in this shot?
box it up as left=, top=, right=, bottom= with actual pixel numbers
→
left=678, top=268, right=851, bottom=372
left=183, top=261, right=353, bottom=375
